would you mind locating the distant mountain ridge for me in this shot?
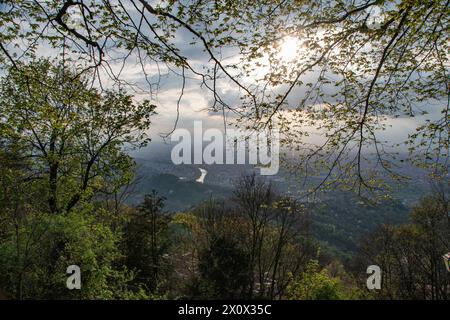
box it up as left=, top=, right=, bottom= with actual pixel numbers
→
left=129, top=155, right=426, bottom=258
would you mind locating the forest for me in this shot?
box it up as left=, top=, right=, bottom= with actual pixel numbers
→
left=0, top=0, right=449, bottom=300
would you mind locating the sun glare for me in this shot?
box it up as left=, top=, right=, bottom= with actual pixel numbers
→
left=279, top=36, right=300, bottom=62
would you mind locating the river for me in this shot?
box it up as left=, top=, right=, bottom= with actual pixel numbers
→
left=195, top=168, right=208, bottom=184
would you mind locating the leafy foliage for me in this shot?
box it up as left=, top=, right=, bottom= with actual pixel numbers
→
left=286, top=260, right=347, bottom=300
left=357, top=193, right=450, bottom=299
left=123, top=191, right=172, bottom=295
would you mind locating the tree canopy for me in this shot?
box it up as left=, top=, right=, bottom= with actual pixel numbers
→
left=0, top=0, right=448, bottom=196
left=0, top=59, right=155, bottom=214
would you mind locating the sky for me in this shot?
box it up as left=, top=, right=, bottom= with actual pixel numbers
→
left=3, top=0, right=447, bottom=164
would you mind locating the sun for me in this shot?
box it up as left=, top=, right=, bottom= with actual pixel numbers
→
left=247, top=36, right=301, bottom=80
left=279, top=36, right=300, bottom=62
